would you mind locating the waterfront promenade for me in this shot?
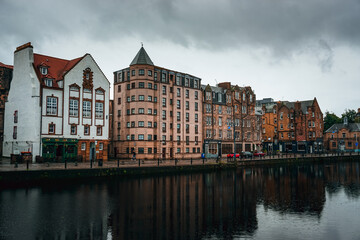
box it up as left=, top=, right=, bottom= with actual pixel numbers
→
left=1, top=152, right=359, bottom=172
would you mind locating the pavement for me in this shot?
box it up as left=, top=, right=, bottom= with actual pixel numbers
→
left=0, top=152, right=358, bottom=172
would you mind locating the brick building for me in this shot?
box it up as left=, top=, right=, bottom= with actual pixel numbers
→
left=324, top=119, right=360, bottom=152
left=0, top=62, right=13, bottom=156
left=202, top=82, right=261, bottom=158
left=113, top=47, right=202, bottom=160
left=258, top=98, right=323, bottom=154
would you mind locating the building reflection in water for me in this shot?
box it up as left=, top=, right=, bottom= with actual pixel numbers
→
left=0, top=161, right=360, bottom=239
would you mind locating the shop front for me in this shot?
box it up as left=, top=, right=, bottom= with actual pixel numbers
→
left=42, top=138, right=78, bottom=162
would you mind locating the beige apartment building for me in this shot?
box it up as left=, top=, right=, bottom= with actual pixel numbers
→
left=202, top=82, right=261, bottom=158
left=113, top=47, right=202, bottom=160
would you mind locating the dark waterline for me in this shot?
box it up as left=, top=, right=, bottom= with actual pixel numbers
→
left=1, top=161, right=360, bottom=240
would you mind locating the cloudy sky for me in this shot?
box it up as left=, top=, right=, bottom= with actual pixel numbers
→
left=1, top=0, right=359, bottom=115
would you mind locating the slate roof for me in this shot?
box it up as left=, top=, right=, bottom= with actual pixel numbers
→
left=130, top=47, right=154, bottom=66
left=325, top=123, right=360, bottom=133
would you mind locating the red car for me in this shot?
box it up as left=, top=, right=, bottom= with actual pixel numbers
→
left=227, top=153, right=240, bottom=158
left=253, top=152, right=265, bottom=157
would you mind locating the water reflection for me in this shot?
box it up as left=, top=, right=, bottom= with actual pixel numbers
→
left=1, top=161, right=360, bottom=239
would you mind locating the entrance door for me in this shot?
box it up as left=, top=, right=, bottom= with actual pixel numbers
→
left=90, top=142, right=96, bottom=162
left=56, top=145, right=63, bottom=162
left=162, top=148, right=166, bottom=159
left=170, top=148, right=173, bottom=159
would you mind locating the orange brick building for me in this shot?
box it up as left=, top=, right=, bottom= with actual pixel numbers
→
left=324, top=120, right=360, bottom=152
left=258, top=98, right=323, bottom=154
left=112, top=47, right=202, bottom=160
left=202, top=82, right=261, bottom=157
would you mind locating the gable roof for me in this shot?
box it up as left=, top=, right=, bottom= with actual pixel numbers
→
left=0, top=62, right=13, bottom=70
left=130, top=47, right=154, bottom=66
left=325, top=123, right=360, bottom=133
left=33, top=54, right=83, bottom=83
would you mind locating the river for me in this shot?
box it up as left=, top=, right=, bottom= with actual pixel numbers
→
left=1, top=160, right=359, bottom=239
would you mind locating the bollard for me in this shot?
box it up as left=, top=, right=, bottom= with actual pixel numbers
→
left=90, top=159, right=93, bottom=168
left=26, top=160, right=29, bottom=170
left=191, top=158, right=193, bottom=165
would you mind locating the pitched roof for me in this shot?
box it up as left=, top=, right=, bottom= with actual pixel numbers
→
left=33, top=54, right=83, bottom=87
left=325, top=123, right=360, bottom=133
left=130, top=47, right=154, bottom=66
left=0, top=62, right=13, bottom=69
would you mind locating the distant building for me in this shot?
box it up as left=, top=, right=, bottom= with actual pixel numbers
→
left=113, top=47, right=202, bottom=160
left=0, top=62, right=13, bottom=156
left=324, top=119, right=360, bottom=152
left=258, top=98, right=323, bottom=154
left=202, top=82, right=261, bottom=158
left=3, top=42, right=110, bottom=162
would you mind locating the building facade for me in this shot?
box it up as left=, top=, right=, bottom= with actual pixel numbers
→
left=3, top=42, right=110, bottom=162
left=202, top=82, right=261, bottom=158
left=324, top=121, right=360, bottom=152
left=258, top=98, right=324, bottom=154
left=0, top=62, right=13, bottom=156
left=113, top=47, right=202, bottom=160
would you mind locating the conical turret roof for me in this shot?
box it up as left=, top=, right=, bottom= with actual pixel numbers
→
left=130, top=47, right=154, bottom=66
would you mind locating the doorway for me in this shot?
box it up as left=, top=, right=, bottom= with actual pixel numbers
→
left=56, top=145, right=63, bottom=162
left=90, top=142, right=96, bottom=162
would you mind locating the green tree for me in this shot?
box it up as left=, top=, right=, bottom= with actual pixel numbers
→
left=341, top=109, right=357, bottom=123
left=323, top=111, right=341, bottom=132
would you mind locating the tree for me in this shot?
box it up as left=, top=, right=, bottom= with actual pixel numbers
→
left=341, top=109, right=357, bottom=123
left=323, top=111, right=341, bottom=132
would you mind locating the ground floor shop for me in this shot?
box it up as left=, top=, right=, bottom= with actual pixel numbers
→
left=42, top=138, right=109, bottom=162
left=203, top=140, right=262, bottom=158
left=262, top=139, right=323, bottom=154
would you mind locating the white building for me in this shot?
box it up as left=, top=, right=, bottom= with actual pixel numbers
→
left=3, top=42, right=110, bottom=162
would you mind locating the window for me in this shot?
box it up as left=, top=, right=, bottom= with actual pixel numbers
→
left=162, top=86, right=166, bottom=95
left=147, top=109, right=152, bottom=115
left=195, top=91, right=198, bottom=100
left=44, top=78, right=53, bottom=87
left=148, top=134, right=152, bottom=140
left=139, top=95, right=145, bottom=101
left=162, top=110, right=166, bottom=119
left=138, top=108, right=144, bottom=114
left=194, top=79, right=198, bottom=88
left=148, top=70, right=152, bottom=76
left=177, top=112, right=181, bottom=121
left=81, top=142, right=86, bottom=151
left=48, top=123, right=55, bottom=134
left=40, top=66, right=48, bottom=75
left=14, top=111, right=18, bottom=123
left=97, top=126, right=102, bottom=136
left=131, top=70, right=135, bottom=76
left=99, top=142, right=104, bottom=150
left=95, top=102, right=104, bottom=118
left=148, top=83, right=152, bottom=89
left=186, top=90, right=189, bottom=98
left=195, top=113, right=198, bottom=122
left=46, top=97, right=57, bottom=115
left=342, top=133, right=346, bottom=138
left=138, top=121, right=144, bottom=127
left=84, top=125, right=90, bottom=135
left=138, top=134, right=144, bottom=140
left=162, top=73, right=166, bottom=82
left=139, top=82, right=144, bottom=88
left=186, top=101, right=189, bottom=110
left=154, top=97, right=157, bottom=103
left=185, top=78, right=189, bottom=87
left=195, top=102, right=198, bottom=111
left=177, top=100, right=181, bottom=109
left=83, top=101, right=91, bottom=118
left=117, top=85, right=121, bottom=92
left=177, top=88, right=181, bottom=97
left=162, top=98, right=166, bottom=107
left=71, top=125, right=77, bottom=135
left=148, top=96, right=152, bottom=102
left=148, top=121, right=152, bottom=128
left=139, top=69, right=144, bottom=76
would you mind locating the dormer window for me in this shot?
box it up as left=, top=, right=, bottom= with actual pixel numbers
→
left=85, top=72, right=90, bottom=80
left=58, top=80, right=63, bottom=88
left=40, top=67, right=48, bottom=75
left=44, top=78, right=53, bottom=87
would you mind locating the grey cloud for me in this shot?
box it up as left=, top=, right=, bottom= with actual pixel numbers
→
left=1, top=0, right=360, bottom=61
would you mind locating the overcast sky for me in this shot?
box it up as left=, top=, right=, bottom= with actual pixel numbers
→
left=1, top=0, right=359, bottom=116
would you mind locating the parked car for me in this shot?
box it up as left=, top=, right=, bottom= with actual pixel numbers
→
left=253, top=151, right=266, bottom=157
left=227, top=153, right=240, bottom=158
left=241, top=151, right=253, bottom=158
